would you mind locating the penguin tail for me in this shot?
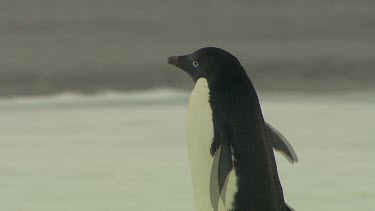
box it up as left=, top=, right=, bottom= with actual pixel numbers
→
left=285, top=203, right=295, bottom=211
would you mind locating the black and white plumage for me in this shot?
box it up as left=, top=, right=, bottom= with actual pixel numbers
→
left=168, top=47, right=296, bottom=211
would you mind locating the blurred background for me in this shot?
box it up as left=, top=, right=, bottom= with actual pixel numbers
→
left=1, top=0, right=375, bottom=95
left=0, top=1, right=374, bottom=211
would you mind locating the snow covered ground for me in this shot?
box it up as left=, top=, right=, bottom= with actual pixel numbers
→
left=0, top=90, right=374, bottom=211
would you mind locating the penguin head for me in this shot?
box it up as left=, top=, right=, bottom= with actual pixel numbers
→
left=168, top=47, right=246, bottom=84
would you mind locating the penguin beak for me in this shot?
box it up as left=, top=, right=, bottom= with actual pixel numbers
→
left=167, top=56, right=180, bottom=66
left=168, top=55, right=197, bottom=82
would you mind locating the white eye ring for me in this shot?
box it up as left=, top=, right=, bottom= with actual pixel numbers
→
left=192, top=61, right=199, bottom=67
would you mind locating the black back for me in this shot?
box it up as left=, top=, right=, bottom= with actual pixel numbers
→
left=201, top=48, right=287, bottom=210
left=209, top=75, right=286, bottom=210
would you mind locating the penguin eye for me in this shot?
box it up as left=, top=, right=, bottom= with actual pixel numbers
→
left=192, top=61, right=199, bottom=68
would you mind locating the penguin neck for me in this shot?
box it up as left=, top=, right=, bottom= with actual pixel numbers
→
left=194, top=78, right=209, bottom=90
left=190, top=78, right=211, bottom=108
left=207, top=69, right=251, bottom=94
left=207, top=73, right=260, bottom=105
left=205, top=73, right=263, bottom=121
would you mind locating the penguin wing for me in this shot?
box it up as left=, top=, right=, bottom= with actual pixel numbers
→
left=218, top=140, right=232, bottom=204
left=265, top=122, right=298, bottom=164
left=210, top=130, right=233, bottom=210
left=210, top=148, right=221, bottom=211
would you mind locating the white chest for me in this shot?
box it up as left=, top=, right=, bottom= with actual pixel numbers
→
left=186, top=78, right=237, bottom=211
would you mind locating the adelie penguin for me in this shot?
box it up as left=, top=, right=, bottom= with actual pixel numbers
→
left=168, top=47, right=297, bottom=211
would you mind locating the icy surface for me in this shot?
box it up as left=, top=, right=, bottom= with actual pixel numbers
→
left=0, top=90, right=374, bottom=211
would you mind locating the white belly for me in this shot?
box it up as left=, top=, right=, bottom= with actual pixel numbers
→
left=186, top=78, right=237, bottom=211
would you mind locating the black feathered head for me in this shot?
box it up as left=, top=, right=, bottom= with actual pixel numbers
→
left=168, top=47, right=248, bottom=87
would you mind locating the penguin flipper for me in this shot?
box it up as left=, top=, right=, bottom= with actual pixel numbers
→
left=218, top=141, right=233, bottom=204
left=210, top=129, right=233, bottom=210
left=210, top=150, right=221, bottom=211
left=265, top=122, right=298, bottom=164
